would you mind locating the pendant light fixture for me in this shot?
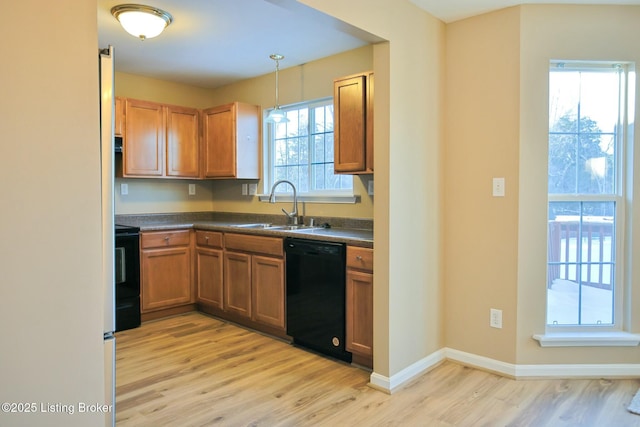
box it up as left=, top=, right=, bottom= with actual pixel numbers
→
left=111, top=4, right=173, bottom=41
left=266, top=54, right=289, bottom=124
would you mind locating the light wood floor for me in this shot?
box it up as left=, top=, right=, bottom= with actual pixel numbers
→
left=115, top=312, right=640, bottom=426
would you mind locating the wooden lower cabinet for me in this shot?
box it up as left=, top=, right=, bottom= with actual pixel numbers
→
left=223, top=251, right=252, bottom=318
left=222, top=233, right=285, bottom=334
left=252, top=255, right=285, bottom=329
left=195, top=231, right=224, bottom=311
left=140, top=230, right=193, bottom=313
left=345, top=246, right=374, bottom=368
left=195, top=247, right=224, bottom=309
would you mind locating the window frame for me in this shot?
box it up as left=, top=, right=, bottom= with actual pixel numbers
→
left=261, top=98, right=356, bottom=203
left=543, top=61, right=632, bottom=338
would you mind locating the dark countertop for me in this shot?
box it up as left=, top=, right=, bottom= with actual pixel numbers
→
left=115, top=212, right=373, bottom=248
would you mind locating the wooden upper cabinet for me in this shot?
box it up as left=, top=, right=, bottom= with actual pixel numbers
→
left=166, top=105, right=200, bottom=178
left=122, top=99, right=200, bottom=178
left=114, top=96, right=124, bottom=137
left=334, top=72, right=374, bottom=174
left=202, top=102, right=259, bottom=179
left=123, top=98, right=165, bottom=177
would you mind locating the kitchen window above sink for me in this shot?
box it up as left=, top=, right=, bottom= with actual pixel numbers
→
left=262, top=98, right=358, bottom=205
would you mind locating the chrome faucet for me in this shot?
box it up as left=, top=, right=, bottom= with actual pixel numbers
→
left=268, top=180, right=298, bottom=224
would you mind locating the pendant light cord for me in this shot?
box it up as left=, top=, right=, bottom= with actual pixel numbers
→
left=275, top=57, right=280, bottom=108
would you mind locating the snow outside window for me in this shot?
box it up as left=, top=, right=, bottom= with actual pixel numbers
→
left=546, top=62, right=632, bottom=329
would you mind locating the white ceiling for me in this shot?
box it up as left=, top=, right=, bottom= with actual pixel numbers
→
left=410, top=0, right=640, bottom=23
left=98, top=0, right=381, bottom=88
left=98, top=0, right=640, bottom=89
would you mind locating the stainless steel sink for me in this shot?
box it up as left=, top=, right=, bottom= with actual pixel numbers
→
left=231, top=223, right=273, bottom=229
left=266, top=225, right=314, bottom=231
left=231, top=223, right=322, bottom=232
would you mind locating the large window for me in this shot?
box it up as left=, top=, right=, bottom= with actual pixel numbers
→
left=265, top=98, right=352, bottom=196
left=546, top=62, right=632, bottom=328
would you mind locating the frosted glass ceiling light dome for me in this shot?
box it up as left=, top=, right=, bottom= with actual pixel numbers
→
left=266, top=54, right=289, bottom=124
left=111, top=4, right=173, bottom=41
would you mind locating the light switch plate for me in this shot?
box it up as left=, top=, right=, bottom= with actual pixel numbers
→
left=120, top=183, right=128, bottom=196
left=248, top=183, right=258, bottom=195
left=490, top=308, right=503, bottom=328
left=188, top=184, right=196, bottom=196
left=492, top=177, right=505, bottom=197
left=368, top=180, right=374, bottom=196
left=241, top=184, right=248, bottom=195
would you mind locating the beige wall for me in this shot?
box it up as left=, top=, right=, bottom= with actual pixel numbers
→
left=114, top=47, right=374, bottom=218
left=444, top=7, right=520, bottom=363
left=115, top=71, right=216, bottom=108
left=300, top=0, right=446, bottom=379
left=1, top=1, right=105, bottom=425
left=445, top=4, right=640, bottom=367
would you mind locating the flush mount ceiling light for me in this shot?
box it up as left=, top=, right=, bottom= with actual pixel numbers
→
left=111, top=4, right=173, bottom=41
left=266, top=54, right=289, bottom=124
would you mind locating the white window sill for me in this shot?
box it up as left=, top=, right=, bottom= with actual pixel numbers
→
left=532, top=332, right=640, bottom=347
left=258, top=194, right=360, bottom=204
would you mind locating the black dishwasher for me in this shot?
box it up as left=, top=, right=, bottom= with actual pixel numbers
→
left=285, top=237, right=352, bottom=362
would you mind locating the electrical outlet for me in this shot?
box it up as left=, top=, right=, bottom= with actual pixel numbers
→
left=241, top=184, right=248, bottom=195
left=188, top=184, right=196, bottom=196
left=248, top=183, right=258, bottom=195
left=490, top=308, right=503, bottom=329
left=120, top=183, right=128, bottom=196
left=368, top=180, right=374, bottom=196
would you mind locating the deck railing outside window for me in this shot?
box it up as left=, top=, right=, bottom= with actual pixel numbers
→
left=547, top=216, right=614, bottom=291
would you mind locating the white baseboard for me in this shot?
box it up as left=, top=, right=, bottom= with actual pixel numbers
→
left=445, top=347, right=640, bottom=378
left=369, top=347, right=640, bottom=393
left=369, top=349, right=445, bottom=394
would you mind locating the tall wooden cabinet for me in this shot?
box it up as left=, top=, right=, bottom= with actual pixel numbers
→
left=345, top=245, right=373, bottom=368
left=202, top=102, right=259, bottom=179
left=122, top=98, right=200, bottom=178
left=140, top=230, right=194, bottom=317
left=333, top=71, right=374, bottom=174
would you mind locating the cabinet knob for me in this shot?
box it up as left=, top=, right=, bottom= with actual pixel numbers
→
left=164, top=236, right=170, bottom=241
left=356, top=255, right=363, bottom=261
left=205, top=236, right=209, bottom=241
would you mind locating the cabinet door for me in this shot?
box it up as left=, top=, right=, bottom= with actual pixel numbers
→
left=252, top=255, right=285, bottom=329
left=115, top=97, right=124, bottom=137
left=141, top=247, right=191, bottom=312
left=334, top=75, right=366, bottom=173
left=196, top=247, right=223, bottom=309
left=166, top=105, right=200, bottom=178
left=346, top=269, right=373, bottom=357
left=124, top=99, right=165, bottom=177
left=365, top=71, right=374, bottom=172
left=224, top=251, right=251, bottom=318
left=203, top=104, right=235, bottom=178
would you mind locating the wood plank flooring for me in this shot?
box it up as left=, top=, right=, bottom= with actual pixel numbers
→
left=115, top=312, right=640, bottom=426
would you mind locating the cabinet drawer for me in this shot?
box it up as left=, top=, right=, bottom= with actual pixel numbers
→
left=346, top=246, right=373, bottom=272
left=141, top=230, right=190, bottom=249
left=196, top=230, right=223, bottom=248
left=224, top=233, right=283, bottom=257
